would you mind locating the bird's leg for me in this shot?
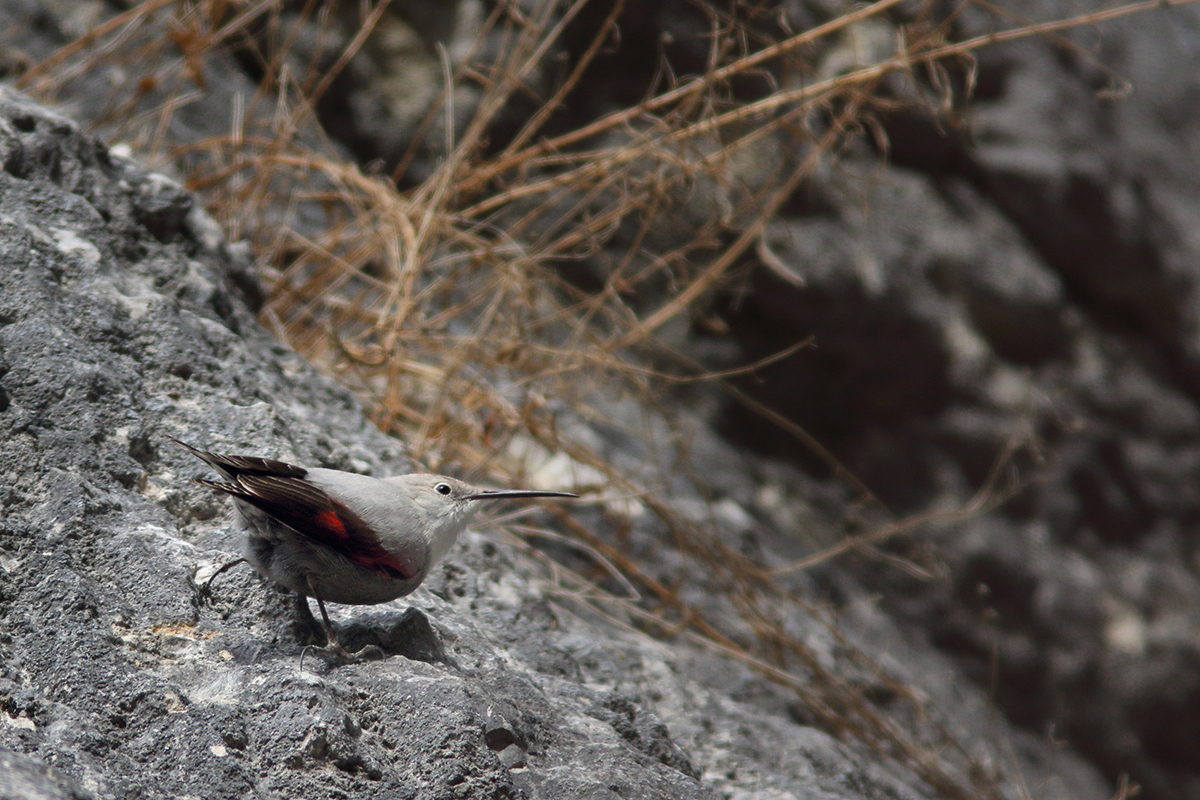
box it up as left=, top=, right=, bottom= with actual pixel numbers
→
left=199, top=557, right=246, bottom=601
left=291, top=590, right=328, bottom=647
left=302, top=576, right=340, bottom=649
left=304, top=576, right=384, bottom=662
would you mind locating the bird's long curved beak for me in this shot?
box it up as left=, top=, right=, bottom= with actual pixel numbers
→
left=467, top=489, right=578, bottom=500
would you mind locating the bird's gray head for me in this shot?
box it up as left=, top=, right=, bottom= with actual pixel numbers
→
left=383, top=474, right=577, bottom=565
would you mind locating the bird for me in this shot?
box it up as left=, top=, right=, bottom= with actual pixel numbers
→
left=170, top=437, right=577, bottom=654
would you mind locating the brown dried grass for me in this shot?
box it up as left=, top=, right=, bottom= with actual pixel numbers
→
left=23, top=2, right=1178, bottom=797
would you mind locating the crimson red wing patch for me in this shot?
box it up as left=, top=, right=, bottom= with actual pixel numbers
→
left=314, top=510, right=348, bottom=539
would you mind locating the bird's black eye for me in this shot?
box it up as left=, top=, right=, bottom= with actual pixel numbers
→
left=435, top=482, right=452, bottom=496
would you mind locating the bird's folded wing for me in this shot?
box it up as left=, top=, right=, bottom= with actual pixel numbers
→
left=198, top=474, right=414, bottom=580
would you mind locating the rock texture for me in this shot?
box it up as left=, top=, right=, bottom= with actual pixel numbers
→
left=0, top=88, right=719, bottom=800
left=701, top=5, right=1200, bottom=800
left=3, top=1, right=1200, bottom=799
left=0, top=89, right=1047, bottom=800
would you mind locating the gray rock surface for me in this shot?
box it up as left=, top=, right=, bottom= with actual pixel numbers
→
left=0, top=89, right=1016, bottom=800
left=0, top=87, right=721, bottom=800
left=5, top=1, right=1200, bottom=798
left=699, top=4, right=1200, bottom=800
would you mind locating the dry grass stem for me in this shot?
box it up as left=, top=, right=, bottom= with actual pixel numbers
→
left=23, top=1, right=1182, bottom=797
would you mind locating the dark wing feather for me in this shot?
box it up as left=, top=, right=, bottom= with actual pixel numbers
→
left=183, top=445, right=413, bottom=581
left=170, top=437, right=307, bottom=479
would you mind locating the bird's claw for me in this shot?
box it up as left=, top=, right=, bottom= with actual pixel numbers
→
left=299, top=641, right=385, bottom=671
left=196, top=557, right=246, bottom=605
left=336, top=643, right=386, bottom=662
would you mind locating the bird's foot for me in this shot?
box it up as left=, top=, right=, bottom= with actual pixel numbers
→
left=299, top=640, right=385, bottom=671
left=297, top=589, right=385, bottom=665
left=331, top=642, right=386, bottom=662
left=321, top=626, right=386, bottom=662
left=196, top=557, right=246, bottom=604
